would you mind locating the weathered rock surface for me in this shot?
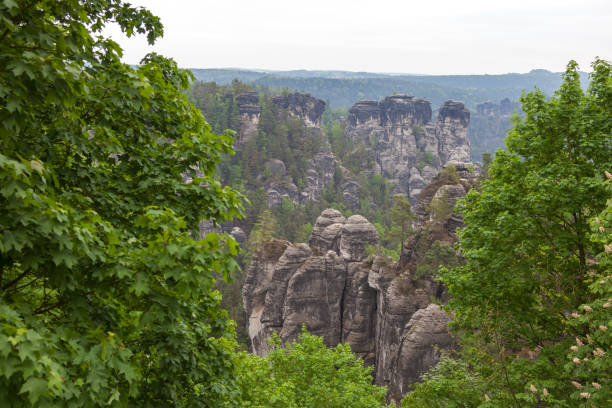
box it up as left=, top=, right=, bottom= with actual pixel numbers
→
left=300, top=152, right=337, bottom=203
left=236, top=92, right=344, bottom=207
left=230, top=227, right=247, bottom=245
left=436, top=101, right=471, bottom=166
left=243, top=199, right=466, bottom=398
left=308, top=208, right=346, bottom=254
left=389, top=304, right=454, bottom=396
left=236, top=92, right=261, bottom=144
left=339, top=215, right=379, bottom=262
left=236, top=92, right=326, bottom=145
left=242, top=239, right=291, bottom=354
left=342, top=261, right=378, bottom=365
left=345, top=96, right=473, bottom=201
left=271, top=93, right=326, bottom=128
left=266, top=180, right=299, bottom=207
left=476, top=97, right=513, bottom=117
left=368, top=264, right=437, bottom=389
left=235, top=91, right=325, bottom=146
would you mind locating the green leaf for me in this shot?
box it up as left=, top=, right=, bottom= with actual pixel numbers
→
left=19, top=377, right=48, bottom=404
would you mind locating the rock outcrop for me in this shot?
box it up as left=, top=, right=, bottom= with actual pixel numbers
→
left=236, top=92, right=343, bottom=206
left=240, top=93, right=474, bottom=211
left=236, top=92, right=261, bottom=144
left=236, top=91, right=326, bottom=146
left=260, top=150, right=364, bottom=209
left=271, top=93, right=326, bottom=128
left=243, top=192, right=465, bottom=398
left=476, top=97, right=513, bottom=117
left=300, top=152, right=337, bottom=203
left=345, top=96, right=472, bottom=201
left=389, top=304, right=453, bottom=396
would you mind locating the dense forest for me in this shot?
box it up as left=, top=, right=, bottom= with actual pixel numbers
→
left=1, top=1, right=610, bottom=408
left=190, top=68, right=590, bottom=110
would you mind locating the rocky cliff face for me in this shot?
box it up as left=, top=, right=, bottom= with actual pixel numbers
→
left=242, top=167, right=472, bottom=399
left=476, top=97, right=513, bottom=116
left=235, top=91, right=325, bottom=145
left=235, top=92, right=261, bottom=144
left=345, top=95, right=472, bottom=201
left=242, top=210, right=381, bottom=359
left=234, top=92, right=345, bottom=207
left=272, top=93, right=326, bottom=128
left=238, top=93, right=474, bottom=211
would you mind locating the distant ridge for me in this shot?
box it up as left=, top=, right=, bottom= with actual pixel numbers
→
left=188, top=68, right=589, bottom=110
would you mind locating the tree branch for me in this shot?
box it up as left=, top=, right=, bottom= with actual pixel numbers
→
left=1, top=269, right=30, bottom=290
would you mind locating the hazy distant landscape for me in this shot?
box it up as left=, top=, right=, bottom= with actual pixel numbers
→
left=190, top=67, right=590, bottom=109
left=189, top=67, right=590, bottom=160
left=3, top=1, right=610, bottom=407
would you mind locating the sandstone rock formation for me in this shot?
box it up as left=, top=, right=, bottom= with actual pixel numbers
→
left=345, top=95, right=472, bottom=201
left=235, top=92, right=343, bottom=207
left=235, top=91, right=326, bottom=146
left=239, top=93, right=474, bottom=211
left=476, top=97, right=513, bottom=117
left=235, top=92, right=261, bottom=144
left=242, top=182, right=469, bottom=398
left=271, top=93, right=326, bottom=128
left=389, top=304, right=453, bottom=396
left=300, top=152, right=337, bottom=203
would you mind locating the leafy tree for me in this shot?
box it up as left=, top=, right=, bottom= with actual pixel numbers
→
left=390, top=194, right=415, bottom=247
left=439, top=165, right=461, bottom=184
left=234, top=328, right=391, bottom=408
left=430, top=189, right=454, bottom=225
left=564, top=174, right=612, bottom=406
left=480, top=152, right=492, bottom=178
left=245, top=210, right=278, bottom=263
left=296, top=222, right=314, bottom=243
left=415, top=241, right=461, bottom=280
left=437, top=59, right=612, bottom=406
left=401, top=356, right=484, bottom=408
left=0, top=1, right=244, bottom=406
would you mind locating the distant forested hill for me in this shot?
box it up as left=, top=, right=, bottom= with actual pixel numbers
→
left=189, top=68, right=589, bottom=110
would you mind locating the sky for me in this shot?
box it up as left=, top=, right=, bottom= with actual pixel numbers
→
left=104, top=0, right=612, bottom=75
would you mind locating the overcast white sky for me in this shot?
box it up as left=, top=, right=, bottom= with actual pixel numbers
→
left=104, top=0, right=612, bottom=75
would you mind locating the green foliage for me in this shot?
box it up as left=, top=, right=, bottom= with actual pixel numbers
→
left=297, top=222, right=314, bottom=243
left=564, top=177, right=612, bottom=406
left=234, top=328, right=391, bottom=408
left=432, top=59, right=612, bottom=406
left=325, top=121, right=351, bottom=161
left=401, top=356, right=484, bottom=408
left=468, top=105, right=519, bottom=161
left=389, top=195, right=416, bottom=247
left=440, top=165, right=461, bottom=184
left=415, top=241, right=461, bottom=280
left=186, top=80, right=247, bottom=135
left=425, top=151, right=435, bottom=165
left=366, top=241, right=401, bottom=263
left=245, top=210, right=278, bottom=263
left=0, top=2, right=244, bottom=406
left=322, top=106, right=348, bottom=127
left=359, top=173, right=395, bottom=211
left=188, top=83, right=326, bottom=245
left=429, top=190, right=454, bottom=224
left=345, top=143, right=376, bottom=174
left=271, top=198, right=310, bottom=242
